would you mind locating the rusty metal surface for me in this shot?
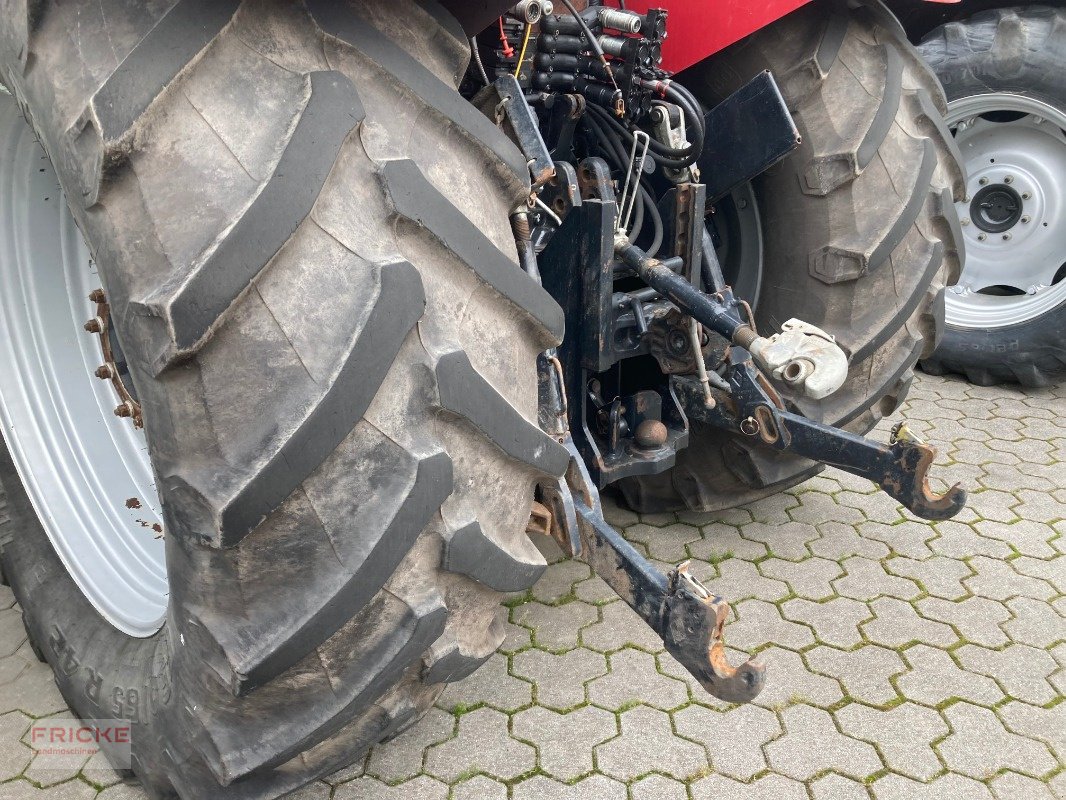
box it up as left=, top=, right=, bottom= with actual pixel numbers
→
left=574, top=496, right=766, bottom=703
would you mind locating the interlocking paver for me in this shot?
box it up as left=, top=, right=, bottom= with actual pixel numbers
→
left=998, top=700, right=1065, bottom=759
left=687, top=523, right=768, bottom=562
left=451, top=775, right=507, bottom=800
left=989, top=772, right=1058, bottom=800
left=673, top=703, right=780, bottom=780
left=806, top=644, right=904, bottom=706
left=811, top=521, right=891, bottom=561
left=937, top=702, right=1056, bottom=779
left=1010, top=556, right=1066, bottom=595
left=810, top=774, right=869, bottom=800
left=595, top=706, right=706, bottom=781
left=870, top=773, right=994, bottom=800
left=750, top=646, right=843, bottom=711
left=587, top=648, right=688, bottom=711
left=365, top=707, right=453, bottom=783
left=957, top=643, right=1059, bottom=704
left=0, top=782, right=98, bottom=800
left=861, top=597, right=956, bottom=648
left=765, top=704, right=881, bottom=781
left=0, top=711, right=31, bottom=781
left=886, top=555, right=971, bottom=600
left=581, top=600, right=664, bottom=654
left=739, top=520, right=821, bottom=561
left=630, top=775, right=688, bottom=800
left=423, top=708, right=535, bottom=782
left=511, top=705, right=615, bottom=780
left=835, top=701, right=948, bottom=780
left=973, top=520, right=1058, bottom=558
left=513, top=600, right=598, bottom=651
left=690, top=774, right=807, bottom=800
left=436, top=652, right=531, bottom=713
left=704, top=560, right=789, bottom=604
left=511, top=647, right=606, bottom=710
left=0, top=661, right=67, bottom=718
left=512, top=775, right=627, bottom=800
left=930, top=520, right=1013, bottom=559
left=964, top=556, right=1057, bottom=601
left=0, top=610, right=27, bottom=659
left=897, top=644, right=1004, bottom=707
left=833, top=556, right=920, bottom=601
left=781, top=597, right=871, bottom=648
left=625, top=523, right=703, bottom=563
left=728, top=599, right=815, bottom=652
left=788, top=492, right=865, bottom=528
left=861, top=520, right=936, bottom=559
left=334, top=775, right=448, bottom=800
left=917, top=596, right=1011, bottom=647
left=760, top=557, right=841, bottom=600
left=531, top=560, right=591, bottom=604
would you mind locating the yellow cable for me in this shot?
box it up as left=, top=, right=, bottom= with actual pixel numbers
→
left=514, top=23, right=532, bottom=78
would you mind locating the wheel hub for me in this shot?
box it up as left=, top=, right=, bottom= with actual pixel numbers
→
left=969, top=183, right=1023, bottom=233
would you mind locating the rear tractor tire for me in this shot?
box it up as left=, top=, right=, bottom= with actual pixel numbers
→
left=918, top=5, right=1066, bottom=388
left=0, top=2, right=563, bottom=797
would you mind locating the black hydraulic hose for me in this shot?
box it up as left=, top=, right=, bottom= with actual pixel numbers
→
left=639, top=184, right=662, bottom=257
left=587, top=103, right=699, bottom=170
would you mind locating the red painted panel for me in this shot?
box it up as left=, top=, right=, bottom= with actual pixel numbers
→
left=623, top=0, right=814, bottom=72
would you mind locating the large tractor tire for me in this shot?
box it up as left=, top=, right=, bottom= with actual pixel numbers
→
left=0, top=2, right=565, bottom=797
left=618, top=0, right=965, bottom=512
left=918, top=6, right=1066, bottom=388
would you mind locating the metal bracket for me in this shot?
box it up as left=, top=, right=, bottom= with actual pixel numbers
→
left=674, top=353, right=967, bottom=521
left=485, top=74, right=556, bottom=188
left=574, top=496, right=766, bottom=703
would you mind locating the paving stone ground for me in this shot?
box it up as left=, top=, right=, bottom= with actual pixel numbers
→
left=0, top=372, right=1063, bottom=798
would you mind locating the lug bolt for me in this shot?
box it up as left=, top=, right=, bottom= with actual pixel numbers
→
left=94, top=364, right=115, bottom=380
left=83, top=317, right=103, bottom=333
left=1004, top=175, right=1014, bottom=184
left=979, top=177, right=989, bottom=185
left=1002, top=233, right=1012, bottom=241
left=977, top=233, right=987, bottom=241
left=88, top=288, right=105, bottom=303
left=1022, top=192, right=1031, bottom=200
left=961, top=218, right=970, bottom=226
left=114, top=403, right=134, bottom=418
left=1022, top=215, right=1031, bottom=224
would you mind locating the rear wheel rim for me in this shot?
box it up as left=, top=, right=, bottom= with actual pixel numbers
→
left=946, top=92, right=1066, bottom=329
left=0, top=93, right=167, bottom=636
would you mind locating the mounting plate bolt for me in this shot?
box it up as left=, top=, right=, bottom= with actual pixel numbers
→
left=94, top=365, right=114, bottom=380
left=88, top=289, right=105, bottom=303
left=83, top=318, right=103, bottom=334
left=114, top=403, right=134, bottom=418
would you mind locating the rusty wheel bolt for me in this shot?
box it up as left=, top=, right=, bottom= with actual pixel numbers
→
left=88, top=289, right=105, bottom=303
left=83, top=318, right=103, bottom=333
left=94, top=365, right=115, bottom=380
left=114, top=403, right=133, bottom=418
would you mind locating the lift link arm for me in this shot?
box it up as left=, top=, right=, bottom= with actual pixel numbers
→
left=574, top=497, right=767, bottom=703
left=674, top=356, right=968, bottom=521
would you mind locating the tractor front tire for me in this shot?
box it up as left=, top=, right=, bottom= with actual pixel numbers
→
left=0, top=2, right=563, bottom=797
left=619, top=0, right=965, bottom=512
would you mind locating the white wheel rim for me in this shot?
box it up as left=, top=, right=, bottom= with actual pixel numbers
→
left=946, top=93, right=1066, bottom=329
left=0, top=93, right=167, bottom=636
